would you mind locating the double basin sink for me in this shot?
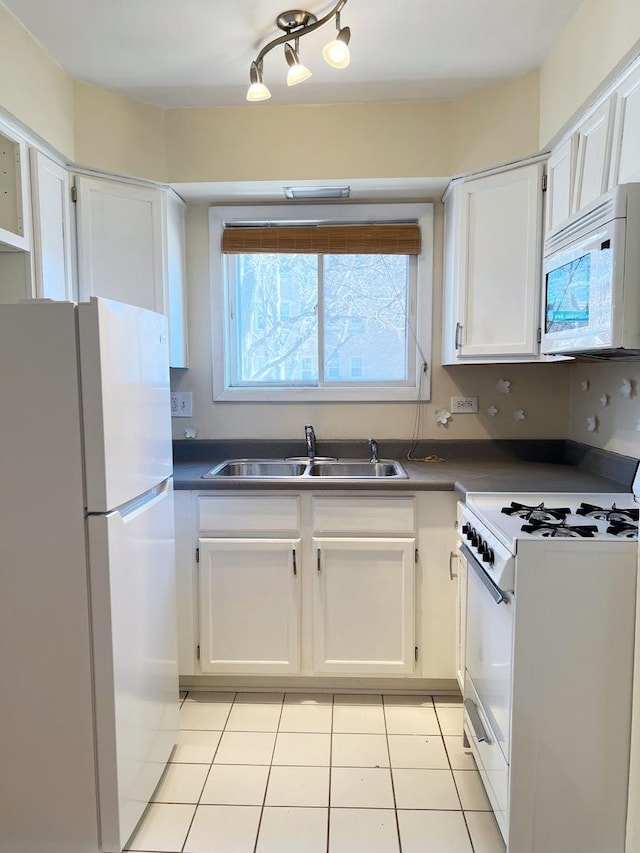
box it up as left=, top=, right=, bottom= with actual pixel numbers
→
left=202, top=457, right=408, bottom=480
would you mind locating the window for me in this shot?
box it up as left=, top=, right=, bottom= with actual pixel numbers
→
left=210, top=204, right=433, bottom=402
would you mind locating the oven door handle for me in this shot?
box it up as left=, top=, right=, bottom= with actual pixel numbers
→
left=464, top=698, right=492, bottom=745
left=460, top=543, right=510, bottom=605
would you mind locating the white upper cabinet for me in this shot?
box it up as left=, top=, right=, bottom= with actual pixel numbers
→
left=0, top=119, right=30, bottom=252
left=165, top=191, right=188, bottom=368
left=75, top=175, right=188, bottom=367
left=76, top=175, right=165, bottom=313
left=442, top=161, right=544, bottom=363
left=572, top=98, right=615, bottom=214
left=29, top=150, right=74, bottom=301
left=545, top=135, right=577, bottom=235
left=609, top=61, right=640, bottom=186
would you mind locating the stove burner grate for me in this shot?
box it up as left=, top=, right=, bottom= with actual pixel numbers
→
left=576, top=502, right=640, bottom=523
left=501, top=501, right=571, bottom=522
left=521, top=520, right=599, bottom=538
left=606, top=521, right=639, bottom=539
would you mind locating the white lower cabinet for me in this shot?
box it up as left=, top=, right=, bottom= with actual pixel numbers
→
left=176, top=490, right=457, bottom=685
left=313, top=537, right=416, bottom=675
left=198, top=538, right=301, bottom=675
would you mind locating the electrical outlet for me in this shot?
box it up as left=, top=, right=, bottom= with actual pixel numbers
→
left=171, top=391, right=193, bottom=418
left=451, top=395, right=478, bottom=414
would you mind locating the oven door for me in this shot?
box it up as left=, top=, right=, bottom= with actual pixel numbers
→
left=462, top=543, right=513, bottom=763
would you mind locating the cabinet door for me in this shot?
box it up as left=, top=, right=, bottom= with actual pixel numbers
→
left=572, top=98, right=615, bottom=213
left=609, top=62, right=640, bottom=187
left=166, top=191, right=188, bottom=367
left=545, top=135, right=577, bottom=235
left=199, top=538, right=301, bottom=674
left=175, top=491, right=196, bottom=676
left=454, top=163, right=543, bottom=359
left=30, top=150, right=74, bottom=301
left=76, top=175, right=165, bottom=313
left=313, top=537, right=415, bottom=675
left=0, top=118, right=30, bottom=251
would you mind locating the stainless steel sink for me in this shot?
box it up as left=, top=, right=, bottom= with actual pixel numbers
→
left=307, top=460, right=408, bottom=478
left=202, top=459, right=307, bottom=478
left=201, top=457, right=408, bottom=480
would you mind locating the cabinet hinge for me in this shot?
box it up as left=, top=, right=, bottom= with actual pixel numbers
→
left=541, top=174, right=548, bottom=192
left=195, top=547, right=200, bottom=563
left=415, top=548, right=419, bottom=564
left=415, top=646, right=419, bottom=662
left=196, top=644, right=200, bottom=661
left=71, top=183, right=77, bottom=203
left=537, top=327, right=542, bottom=344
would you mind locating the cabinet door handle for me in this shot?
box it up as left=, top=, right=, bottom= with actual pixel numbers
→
left=317, top=548, right=321, bottom=573
left=464, top=698, right=492, bottom=745
left=449, top=550, right=458, bottom=580
left=455, top=322, right=463, bottom=350
left=292, top=548, right=297, bottom=576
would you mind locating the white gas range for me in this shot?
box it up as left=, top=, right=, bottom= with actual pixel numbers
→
left=458, top=485, right=639, bottom=853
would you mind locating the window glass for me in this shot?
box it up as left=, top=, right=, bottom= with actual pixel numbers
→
left=233, top=253, right=318, bottom=384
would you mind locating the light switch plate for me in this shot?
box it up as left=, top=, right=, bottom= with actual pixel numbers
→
left=451, top=395, right=478, bottom=414
left=171, top=391, right=193, bottom=417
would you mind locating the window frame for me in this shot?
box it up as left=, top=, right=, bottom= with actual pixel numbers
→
left=209, top=203, right=433, bottom=402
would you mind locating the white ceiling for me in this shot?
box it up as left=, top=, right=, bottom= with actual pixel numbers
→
left=4, top=0, right=583, bottom=109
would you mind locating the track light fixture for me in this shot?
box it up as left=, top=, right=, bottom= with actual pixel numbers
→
left=246, top=0, right=351, bottom=102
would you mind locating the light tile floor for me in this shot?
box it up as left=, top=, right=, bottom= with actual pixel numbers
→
left=126, top=692, right=506, bottom=853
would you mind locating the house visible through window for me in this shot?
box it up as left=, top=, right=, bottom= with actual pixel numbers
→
left=210, top=203, right=433, bottom=403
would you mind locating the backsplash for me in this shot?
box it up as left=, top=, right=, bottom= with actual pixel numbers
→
left=569, top=362, right=640, bottom=457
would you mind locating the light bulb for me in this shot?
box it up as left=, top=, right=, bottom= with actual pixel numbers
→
left=323, top=27, right=351, bottom=69
left=246, top=81, right=271, bottom=102
left=286, top=62, right=312, bottom=86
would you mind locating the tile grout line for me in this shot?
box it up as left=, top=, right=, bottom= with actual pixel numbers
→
left=252, top=693, right=285, bottom=853
left=382, top=694, right=403, bottom=853
left=326, top=694, right=335, bottom=853
left=179, top=691, right=237, bottom=853
left=436, top=700, right=476, bottom=853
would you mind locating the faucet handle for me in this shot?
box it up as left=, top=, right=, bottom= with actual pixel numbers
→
left=368, top=437, right=379, bottom=463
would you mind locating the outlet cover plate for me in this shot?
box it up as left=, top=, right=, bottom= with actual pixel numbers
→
left=451, top=395, right=478, bottom=414
left=171, top=391, right=193, bottom=418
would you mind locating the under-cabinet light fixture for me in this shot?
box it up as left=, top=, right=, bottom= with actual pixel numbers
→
left=283, top=186, right=351, bottom=200
left=246, top=0, right=351, bottom=102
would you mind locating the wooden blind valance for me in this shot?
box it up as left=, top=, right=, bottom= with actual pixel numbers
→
left=222, top=223, right=421, bottom=255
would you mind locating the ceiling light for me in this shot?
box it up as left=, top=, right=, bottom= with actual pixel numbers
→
left=246, top=61, right=271, bottom=102
left=284, top=42, right=312, bottom=87
left=247, top=1, right=350, bottom=102
left=283, top=186, right=351, bottom=200
left=323, top=25, right=351, bottom=69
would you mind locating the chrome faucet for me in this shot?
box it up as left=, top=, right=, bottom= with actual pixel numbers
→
left=368, top=438, right=379, bottom=463
left=304, top=425, right=316, bottom=460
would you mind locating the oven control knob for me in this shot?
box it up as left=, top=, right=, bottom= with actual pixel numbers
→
left=462, top=523, right=470, bottom=536
left=471, top=532, right=479, bottom=547
left=478, top=539, right=487, bottom=555
left=482, top=548, right=495, bottom=565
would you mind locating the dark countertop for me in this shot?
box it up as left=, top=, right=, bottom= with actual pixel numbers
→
left=173, top=457, right=633, bottom=498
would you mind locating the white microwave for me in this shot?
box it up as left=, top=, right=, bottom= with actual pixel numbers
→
left=541, top=183, right=640, bottom=359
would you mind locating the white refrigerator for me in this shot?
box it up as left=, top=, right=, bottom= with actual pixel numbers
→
left=0, top=298, right=179, bottom=853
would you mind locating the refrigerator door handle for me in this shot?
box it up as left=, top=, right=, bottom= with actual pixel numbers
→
left=114, top=479, right=171, bottom=521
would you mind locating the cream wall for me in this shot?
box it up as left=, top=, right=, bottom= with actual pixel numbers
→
left=170, top=203, right=571, bottom=441
left=166, top=101, right=452, bottom=183
left=540, top=0, right=640, bottom=145
left=0, top=3, right=75, bottom=158
left=74, top=82, right=167, bottom=182
left=451, top=71, right=540, bottom=174
left=568, top=364, right=640, bottom=457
